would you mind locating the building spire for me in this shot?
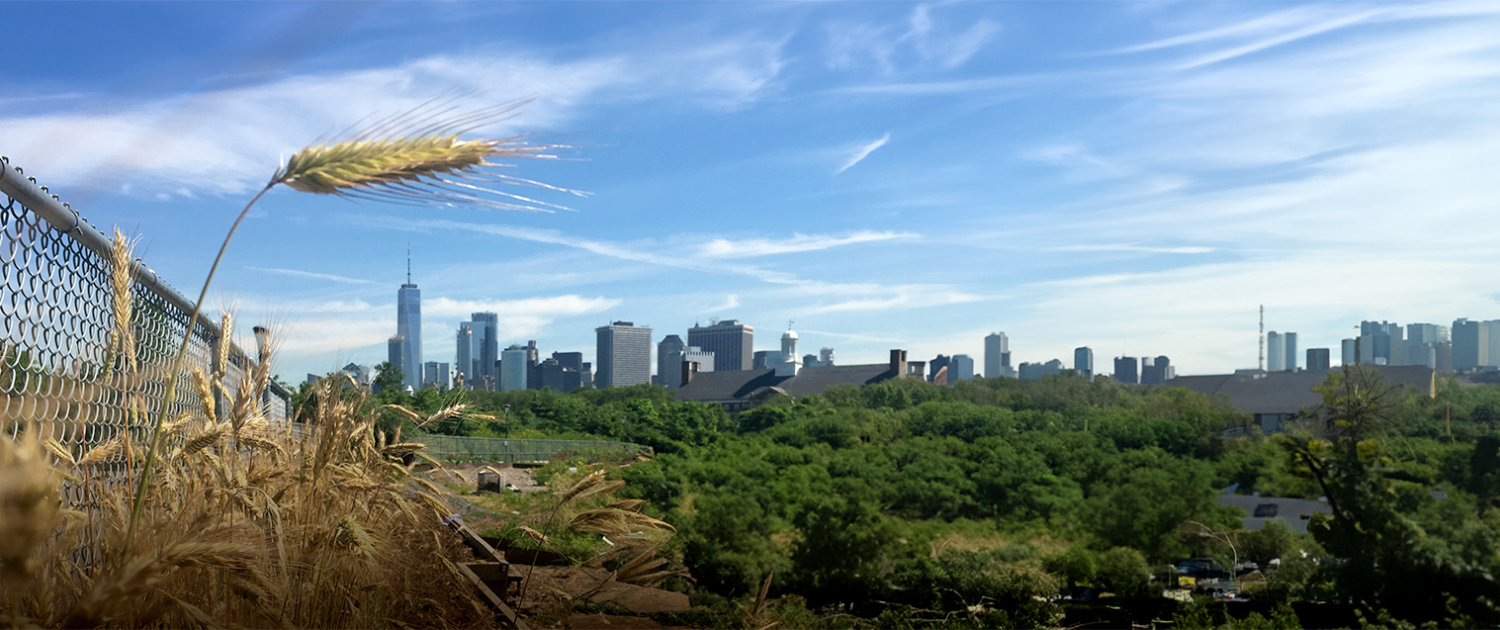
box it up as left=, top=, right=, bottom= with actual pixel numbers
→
left=407, top=244, right=412, bottom=285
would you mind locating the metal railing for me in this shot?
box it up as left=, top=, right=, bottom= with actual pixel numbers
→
left=0, top=155, right=290, bottom=467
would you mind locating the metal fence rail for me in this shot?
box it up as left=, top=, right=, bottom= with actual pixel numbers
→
left=0, top=155, right=289, bottom=467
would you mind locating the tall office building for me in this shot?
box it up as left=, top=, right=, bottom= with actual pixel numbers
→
left=663, top=346, right=714, bottom=390
left=455, top=324, right=475, bottom=388
left=1486, top=321, right=1500, bottom=368
left=1141, top=356, right=1172, bottom=384
left=1360, top=321, right=1401, bottom=365
left=596, top=321, right=652, bottom=388
left=396, top=260, right=422, bottom=390
left=552, top=352, right=587, bottom=390
left=950, top=355, right=975, bottom=381
left=422, top=362, right=450, bottom=389
left=1307, top=348, right=1331, bottom=372
left=386, top=336, right=404, bottom=377
left=501, top=345, right=529, bottom=391
left=1284, top=333, right=1297, bottom=371
left=470, top=313, right=499, bottom=389
left=687, top=320, right=753, bottom=371
left=820, top=348, right=835, bottom=366
left=1342, top=338, right=1358, bottom=365
left=1453, top=318, right=1489, bottom=372
left=656, top=335, right=686, bottom=386
left=753, top=351, right=777, bottom=370
left=1267, top=332, right=1285, bottom=371
left=1074, top=347, right=1094, bottom=378
left=1114, top=356, right=1139, bottom=384
left=928, top=355, right=951, bottom=383
left=985, top=332, right=1013, bottom=378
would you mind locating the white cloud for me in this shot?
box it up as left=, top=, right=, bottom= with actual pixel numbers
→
left=700, top=230, right=914, bottom=258
left=248, top=266, right=376, bottom=285
left=1053, top=244, right=1215, bottom=255
left=708, top=294, right=741, bottom=313
left=825, top=4, right=1000, bottom=74
left=834, top=133, right=891, bottom=174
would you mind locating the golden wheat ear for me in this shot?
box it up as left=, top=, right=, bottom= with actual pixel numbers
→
left=270, top=99, right=586, bottom=212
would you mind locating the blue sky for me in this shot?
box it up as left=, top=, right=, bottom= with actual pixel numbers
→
left=4, top=1, right=1500, bottom=381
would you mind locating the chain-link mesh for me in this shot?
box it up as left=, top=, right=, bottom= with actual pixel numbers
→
left=0, top=156, right=276, bottom=473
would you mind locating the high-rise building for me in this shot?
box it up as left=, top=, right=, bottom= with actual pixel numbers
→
left=386, top=336, right=404, bottom=376
left=422, top=362, right=450, bottom=389
left=803, top=354, right=824, bottom=368
left=1342, top=338, right=1358, bottom=365
left=687, top=320, right=753, bottom=371
left=984, top=332, right=1013, bottom=378
left=1267, top=332, right=1285, bottom=371
left=396, top=271, right=422, bottom=390
left=753, top=350, right=777, bottom=370
left=1361, top=321, right=1401, bottom=365
left=1307, top=348, right=1331, bottom=372
left=501, top=345, right=529, bottom=391
left=1114, top=356, right=1138, bottom=384
left=819, top=347, right=835, bottom=366
left=455, top=324, right=475, bottom=388
left=950, top=355, right=975, bottom=381
left=1486, top=321, right=1500, bottom=368
left=1453, top=318, right=1489, bottom=372
left=1019, top=359, right=1063, bottom=380
left=656, top=335, right=686, bottom=386
left=596, top=321, right=652, bottom=388
left=1141, top=355, right=1172, bottom=384
left=471, top=312, right=499, bottom=390
left=1074, top=347, right=1094, bottom=378
left=1284, top=333, right=1298, bottom=371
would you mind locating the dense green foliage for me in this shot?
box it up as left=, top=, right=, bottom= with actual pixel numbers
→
left=295, top=367, right=1500, bottom=628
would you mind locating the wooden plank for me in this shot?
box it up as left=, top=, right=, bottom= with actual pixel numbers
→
left=457, top=562, right=531, bottom=630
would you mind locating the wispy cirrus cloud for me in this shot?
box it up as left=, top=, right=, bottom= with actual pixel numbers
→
left=834, top=133, right=891, bottom=174
left=1053, top=244, right=1215, bottom=255
left=248, top=266, right=376, bottom=285
left=701, top=230, right=915, bottom=258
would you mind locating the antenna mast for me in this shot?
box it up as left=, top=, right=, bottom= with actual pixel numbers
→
left=1258, top=305, right=1265, bottom=371
left=406, top=244, right=411, bottom=284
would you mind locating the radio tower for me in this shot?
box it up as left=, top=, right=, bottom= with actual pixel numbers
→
left=1258, top=305, right=1265, bottom=371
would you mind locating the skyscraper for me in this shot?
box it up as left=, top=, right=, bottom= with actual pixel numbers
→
left=985, top=332, right=1012, bottom=378
left=455, top=323, right=475, bottom=388
left=1342, top=338, right=1358, bottom=365
left=596, top=321, right=652, bottom=388
left=1284, top=333, right=1298, bottom=371
left=1453, top=318, right=1489, bottom=372
left=819, top=347, right=835, bottom=366
left=472, top=312, right=499, bottom=390
left=656, top=335, right=686, bottom=386
left=1114, top=356, right=1138, bottom=384
left=1141, top=356, right=1172, bottom=384
left=396, top=257, right=422, bottom=390
left=423, top=362, right=449, bottom=389
left=950, top=355, right=975, bottom=381
left=1267, top=332, right=1284, bottom=371
left=928, top=355, right=950, bottom=383
left=501, top=345, right=529, bottom=391
left=687, top=320, right=753, bottom=371
left=1307, top=348, right=1331, bottom=372
left=1074, top=347, right=1094, bottom=378
left=387, top=336, right=404, bottom=377
left=663, top=346, right=714, bottom=390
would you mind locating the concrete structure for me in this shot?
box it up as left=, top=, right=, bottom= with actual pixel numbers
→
left=1306, top=348, right=1331, bottom=372
left=676, top=349, right=914, bottom=413
left=1172, top=365, right=1436, bottom=434
left=1074, top=346, right=1094, bottom=378
left=950, top=354, right=975, bottom=382
left=656, top=335, right=686, bottom=386
left=984, top=332, right=1012, bottom=379
left=396, top=279, right=422, bottom=390
left=1114, top=356, right=1139, bottom=384
left=596, top=321, right=653, bottom=388
left=688, top=320, right=753, bottom=371
left=472, top=312, right=499, bottom=390
left=501, top=345, right=529, bottom=391
left=1454, top=318, right=1489, bottom=371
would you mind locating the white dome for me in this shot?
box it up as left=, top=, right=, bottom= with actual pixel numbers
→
left=782, top=329, right=798, bottom=340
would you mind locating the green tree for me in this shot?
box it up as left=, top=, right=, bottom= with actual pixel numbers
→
left=372, top=361, right=403, bottom=395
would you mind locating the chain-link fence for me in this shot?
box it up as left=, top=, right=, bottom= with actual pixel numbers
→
left=0, top=156, right=291, bottom=470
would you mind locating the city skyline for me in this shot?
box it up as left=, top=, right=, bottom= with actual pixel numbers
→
left=7, top=3, right=1499, bottom=382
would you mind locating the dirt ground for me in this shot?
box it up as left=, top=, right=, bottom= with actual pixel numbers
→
left=435, top=462, right=548, bottom=494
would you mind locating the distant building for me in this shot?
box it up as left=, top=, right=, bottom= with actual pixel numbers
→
left=387, top=335, right=404, bottom=373
left=1342, top=338, right=1358, bottom=365
left=422, top=361, right=450, bottom=389
left=551, top=352, right=586, bottom=391
left=340, top=363, right=371, bottom=387
left=596, top=321, right=652, bottom=388
left=396, top=273, right=422, bottom=390
left=472, top=312, right=499, bottom=390
left=656, top=335, right=686, bottom=386
left=1074, top=347, right=1094, bottom=378
left=950, top=354, right=975, bottom=382
left=688, top=320, right=753, bottom=371
left=1454, top=318, right=1489, bottom=371
left=803, top=354, right=823, bottom=368
left=581, top=362, right=594, bottom=388
left=501, top=345, right=529, bottom=391
left=1114, top=356, right=1139, bottom=384
left=1361, top=321, right=1401, bottom=365
left=984, top=332, right=1012, bottom=379
left=1173, top=365, right=1436, bottom=434
left=677, top=349, right=912, bottom=414
left=1019, top=359, right=1063, bottom=381
left=1306, top=348, right=1331, bottom=372
left=819, top=347, right=835, bottom=366
left=1487, top=321, right=1500, bottom=368
left=663, top=345, right=714, bottom=390
left=456, top=324, right=476, bottom=388
left=1141, top=355, right=1173, bottom=384
left=1284, top=333, right=1298, bottom=371
left=1267, top=332, right=1284, bottom=372
left=753, top=350, right=778, bottom=370
left=775, top=330, right=802, bottom=377
left=928, top=355, right=950, bottom=383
